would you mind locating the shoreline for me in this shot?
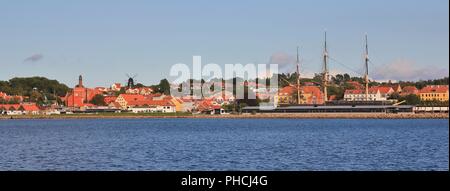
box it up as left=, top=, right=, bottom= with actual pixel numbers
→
left=1, top=113, right=448, bottom=120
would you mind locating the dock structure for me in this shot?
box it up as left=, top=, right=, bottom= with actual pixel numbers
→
left=242, top=105, right=415, bottom=113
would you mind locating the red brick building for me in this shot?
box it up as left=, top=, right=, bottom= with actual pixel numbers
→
left=64, top=75, right=102, bottom=107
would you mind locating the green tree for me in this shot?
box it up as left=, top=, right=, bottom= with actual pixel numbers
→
left=327, top=85, right=345, bottom=100
left=0, top=77, right=70, bottom=104
left=90, top=94, right=106, bottom=106
left=388, top=92, right=401, bottom=100
left=332, top=74, right=344, bottom=85
left=343, top=73, right=351, bottom=82
left=399, top=94, right=421, bottom=105
left=156, top=79, right=171, bottom=95
left=30, top=91, right=43, bottom=103
left=134, top=83, right=145, bottom=88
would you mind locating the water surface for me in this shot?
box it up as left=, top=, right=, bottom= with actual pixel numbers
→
left=0, top=119, right=448, bottom=170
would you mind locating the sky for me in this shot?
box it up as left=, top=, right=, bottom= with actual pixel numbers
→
left=0, top=0, right=448, bottom=87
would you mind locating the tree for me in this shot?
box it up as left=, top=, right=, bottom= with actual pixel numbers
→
left=90, top=94, right=106, bottom=106
left=343, top=73, right=351, bottom=82
left=30, top=91, right=43, bottom=103
left=0, top=77, right=70, bottom=104
left=398, top=94, right=421, bottom=105
left=157, top=79, right=171, bottom=95
left=332, top=74, right=345, bottom=85
left=388, top=92, right=401, bottom=100
left=327, top=85, right=345, bottom=100
left=134, top=83, right=145, bottom=88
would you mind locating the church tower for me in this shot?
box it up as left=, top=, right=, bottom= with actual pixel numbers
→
left=78, top=75, right=84, bottom=88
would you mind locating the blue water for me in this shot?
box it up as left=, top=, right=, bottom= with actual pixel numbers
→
left=0, top=119, right=448, bottom=171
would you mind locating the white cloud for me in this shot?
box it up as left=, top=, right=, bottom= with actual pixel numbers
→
left=268, top=52, right=296, bottom=74
left=372, top=58, right=449, bottom=81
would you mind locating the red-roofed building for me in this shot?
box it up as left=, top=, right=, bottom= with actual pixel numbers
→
left=0, top=103, right=40, bottom=115
left=115, top=94, right=146, bottom=109
left=0, top=104, right=20, bottom=113
left=400, top=86, right=419, bottom=96
left=0, top=92, right=7, bottom=99
left=328, top=95, right=337, bottom=101
left=64, top=75, right=102, bottom=108
left=0, top=92, right=24, bottom=103
left=195, top=99, right=220, bottom=113
left=95, top=87, right=108, bottom=93
left=344, top=86, right=394, bottom=101
left=277, top=86, right=296, bottom=104
left=209, top=91, right=235, bottom=105
left=391, top=84, right=402, bottom=93
left=111, top=83, right=122, bottom=91
left=103, top=96, right=118, bottom=105
left=419, top=85, right=449, bottom=101
left=370, top=86, right=394, bottom=95
left=125, top=87, right=153, bottom=95
left=113, top=93, right=176, bottom=112
left=277, top=85, right=324, bottom=105
left=300, top=86, right=324, bottom=105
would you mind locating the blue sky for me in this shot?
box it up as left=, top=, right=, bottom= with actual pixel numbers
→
left=0, top=0, right=448, bottom=87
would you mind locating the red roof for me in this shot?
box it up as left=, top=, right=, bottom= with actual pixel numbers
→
left=0, top=92, right=7, bottom=98
left=279, top=86, right=295, bottom=95
left=212, top=105, right=222, bottom=109
left=401, top=86, right=418, bottom=94
left=21, top=104, right=40, bottom=111
left=402, top=86, right=418, bottom=92
left=119, top=94, right=175, bottom=107
left=103, top=96, right=117, bottom=104
left=419, top=85, right=449, bottom=94
left=119, top=94, right=146, bottom=102
left=0, top=104, right=39, bottom=111
left=128, top=99, right=175, bottom=107
left=345, top=89, right=364, bottom=94
left=301, top=86, right=324, bottom=104
left=0, top=104, right=20, bottom=110
left=369, top=86, right=394, bottom=94
left=196, top=100, right=216, bottom=111
left=328, top=95, right=337, bottom=101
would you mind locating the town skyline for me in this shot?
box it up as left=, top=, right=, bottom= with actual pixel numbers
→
left=1, top=0, right=449, bottom=87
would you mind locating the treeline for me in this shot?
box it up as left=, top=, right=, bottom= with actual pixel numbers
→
left=279, top=73, right=448, bottom=89
left=398, top=77, right=449, bottom=89
left=0, top=77, right=70, bottom=105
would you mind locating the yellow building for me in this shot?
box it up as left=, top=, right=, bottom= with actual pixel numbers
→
left=277, top=86, right=324, bottom=105
left=419, top=85, right=449, bottom=101
left=170, top=97, right=184, bottom=112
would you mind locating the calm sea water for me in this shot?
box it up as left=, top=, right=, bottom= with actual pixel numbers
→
left=0, top=118, right=448, bottom=171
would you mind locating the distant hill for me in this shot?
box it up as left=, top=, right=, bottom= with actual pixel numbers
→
left=0, top=77, right=70, bottom=99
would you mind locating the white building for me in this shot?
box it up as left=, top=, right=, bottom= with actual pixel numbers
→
left=344, top=86, right=394, bottom=101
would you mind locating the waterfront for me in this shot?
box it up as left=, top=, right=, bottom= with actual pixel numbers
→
left=0, top=119, right=448, bottom=170
left=0, top=112, right=448, bottom=120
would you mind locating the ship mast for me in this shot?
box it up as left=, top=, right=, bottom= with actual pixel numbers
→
left=364, top=34, right=369, bottom=101
left=322, top=31, right=329, bottom=103
left=296, top=46, right=301, bottom=104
